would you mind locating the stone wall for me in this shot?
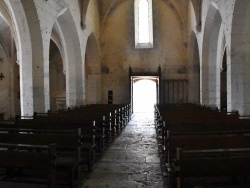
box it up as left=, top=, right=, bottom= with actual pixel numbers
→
left=101, top=0, right=188, bottom=104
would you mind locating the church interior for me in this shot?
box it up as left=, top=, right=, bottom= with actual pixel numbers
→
left=0, top=0, right=250, bottom=187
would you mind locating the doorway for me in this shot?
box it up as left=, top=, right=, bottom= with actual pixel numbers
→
left=132, top=77, right=158, bottom=113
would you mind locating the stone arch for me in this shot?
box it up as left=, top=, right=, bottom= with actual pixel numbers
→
left=189, top=0, right=198, bottom=25
left=80, top=0, right=91, bottom=27
left=51, top=24, right=66, bottom=74
left=188, top=0, right=197, bottom=29
left=0, top=1, right=18, bottom=50
left=188, top=31, right=200, bottom=104
left=189, top=0, right=202, bottom=30
left=201, top=3, right=222, bottom=107
left=20, top=1, right=48, bottom=113
left=56, top=9, right=84, bottom=107
left=85, top=32, right=102, bottom=104
left=49, top=39, right=66, bottom=111
left=3, top=0, right=33, bottom=116
left=231, top=0, right=250, bottom=116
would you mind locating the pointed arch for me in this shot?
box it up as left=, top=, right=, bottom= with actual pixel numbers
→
left=56, top=9, right=84, bottom=107
left=85, top=32, right=102, bottom=104
left=188, top=31, right=200, bottom=104
left=49, top=39, right=66, bottom=111
left=80, top=0, right=91, bottom=27
left=201, top=3, right=222, bottom=106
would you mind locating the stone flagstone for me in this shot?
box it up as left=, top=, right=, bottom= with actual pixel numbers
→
left=82, top=112, right=165, bottom=188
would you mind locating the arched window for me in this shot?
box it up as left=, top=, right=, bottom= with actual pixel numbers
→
left=134, top=0, right=153, bottom=49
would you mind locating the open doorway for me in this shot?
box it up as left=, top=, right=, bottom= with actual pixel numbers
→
left=132, top=77, right=158, bottom=113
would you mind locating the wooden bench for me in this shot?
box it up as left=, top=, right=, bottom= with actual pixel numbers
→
left=155, top=104, right=250, bottom=187
left=0, top=128, right=92, bottom=187
left=166, top=133, right=250, bottom=164
left=165, top=134, right=250, bottom=187
left=175, top=148, right=250, bottom=188
left=60, top=106, right=123, bottom=135
left=0, top=143, right=56, bottom=187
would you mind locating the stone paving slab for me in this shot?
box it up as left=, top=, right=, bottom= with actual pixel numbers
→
left=82, top=113, right=165, bottom=188
left=91, top=162, right=162, bottom=174
left=100, top=153, right=146, bottom=163
left=88, top=172, right=128, bottom=180
left=83, top=179, right=164, bottom=188
left=0, top=182, right=47, bottom=188
left=107, top=148, right=160, bottom=156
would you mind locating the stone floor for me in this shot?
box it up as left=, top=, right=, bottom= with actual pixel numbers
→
left=81, top=112, right=165, bottom=188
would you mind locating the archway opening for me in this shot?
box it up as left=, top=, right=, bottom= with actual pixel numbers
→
left=0, top=6, right=19, bottom=119
left=220, top=49, right=227, bottom=111
left=49, top=40, right=66, bottom=111
left=132, top=78, right=157, bottom=113
left=201, top=4, right=222, bottom=106
left=85, top=33, right=101, bottom=104
left=188, top=32, right=200, bottom=104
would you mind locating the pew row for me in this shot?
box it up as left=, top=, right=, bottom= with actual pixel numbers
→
left=0, top=143, right=56, bottom=187
left=0, top=128, right=94, bottom=187
left=175, top=148, right=250, bottom=188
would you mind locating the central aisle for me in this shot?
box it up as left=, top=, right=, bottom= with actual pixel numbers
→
left=82, top=113, right=164, bottom=188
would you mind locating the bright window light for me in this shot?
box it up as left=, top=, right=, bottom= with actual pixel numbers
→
left=134, top=0, right=153, bottom=49
left=138, top=0, right=150, bottom=43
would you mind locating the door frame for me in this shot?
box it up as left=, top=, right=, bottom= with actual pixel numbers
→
left=129, top=66, right=161, bottom=113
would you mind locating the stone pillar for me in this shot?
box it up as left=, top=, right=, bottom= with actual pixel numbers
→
left=7, top=0, right=34, bottom=116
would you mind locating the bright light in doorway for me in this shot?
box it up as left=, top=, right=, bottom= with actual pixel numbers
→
left=133, top=79, right=156, bottom=113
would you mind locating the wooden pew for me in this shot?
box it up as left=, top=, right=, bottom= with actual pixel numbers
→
left=155, top=103, right=250, bottom=154
left=13, top=112, right=107, bottom=156
left=0, top=128, right=92, bottom=187
left=69, top=103, right=131, bottom=130
left=166, top=133, right=250, bottom=164
left=33, top=114, right=101, bottom=154
left=165, top=134, right=250, bottom=187
left=46, top=104, right=126, bottom=142
left=0, top=143, right=56, bottom=187
left=155, top=104, right=250, bottom=188
left=175, top=148, right=250, bottom=188
left=66, top=105, right=123, bottom=135
left=0, top=103, right=132, bottom=187
left=160, top=121, right=250, bottom=151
